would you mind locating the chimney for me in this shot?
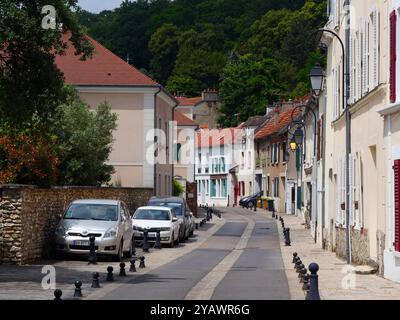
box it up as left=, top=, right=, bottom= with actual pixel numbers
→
left=202, top=88, right=219, bottom=103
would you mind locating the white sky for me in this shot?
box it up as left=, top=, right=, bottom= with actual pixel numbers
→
left=78, top=0, right=125, bottom=13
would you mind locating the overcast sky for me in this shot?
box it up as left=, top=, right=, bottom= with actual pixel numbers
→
left=78, top=0, right=124, bottom=13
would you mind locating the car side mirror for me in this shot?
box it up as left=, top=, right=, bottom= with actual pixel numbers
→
left=172, top=217, right=178, bottom=222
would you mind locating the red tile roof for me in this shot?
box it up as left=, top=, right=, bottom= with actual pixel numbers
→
left=196, top=128, right=242, bottom=148
left=175, top=96, right=203, bottom=106
left=55, top=33, right=158, bottom=86
left=174, top=111, right=197, bottom=127
left=255, top=107, right=301, bottom=140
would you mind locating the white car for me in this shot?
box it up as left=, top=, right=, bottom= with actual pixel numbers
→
left=132, top=206, right=180, bottom=248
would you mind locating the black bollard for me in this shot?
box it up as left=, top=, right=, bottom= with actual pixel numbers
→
left=254, top=201, right=257, bottom=212
left=299, top=268, right=308, bottom=283
left=195, top=223, right=199, bottom=229
left=130, top=257, right=137, bottom=272
left=294, top=257, right=301, bottom=268
left=306, top=263, right=321, bottom=300
left=106, top=266, right=114, bottom=282
left=119, top=262, right=126, bottom=277
left=154, top=230, right=162, bottom=249
left=88, top=235, right=97, bottom=265
left=302, top=274, right=310, bottom=291
left=54, top=289, right=62, bottom=301
left=295, top=260, right=303, bottom=272
left=285, top=228, right=291, bottom=246
left=139, top=256, right=146, bottom=269
left=143, top=229, right=150, bottom=253
left=292, top=252, right=298, bottom=264
left=297, top=264, right=305, bottom=274
left=298, top=266, right=306, bottom=279
left=74, top=280, right=82, bottom=298
left=272, top=209, right=276, bottom=218
left=91, top=272, right=101, bottom=288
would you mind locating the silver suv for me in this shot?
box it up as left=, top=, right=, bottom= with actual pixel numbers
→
left=55, top=199, right=134, bottom=261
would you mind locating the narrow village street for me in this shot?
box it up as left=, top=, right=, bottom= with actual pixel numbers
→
left=1, top=207, right=400, bottom=301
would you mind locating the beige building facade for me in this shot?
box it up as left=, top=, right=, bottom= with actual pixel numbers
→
left=56, top=34, right=177, bottom=196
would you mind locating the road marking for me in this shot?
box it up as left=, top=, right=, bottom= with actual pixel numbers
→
left=184, top=213, right=255, bottom=300
left=87, top=216, right=227, bottom=300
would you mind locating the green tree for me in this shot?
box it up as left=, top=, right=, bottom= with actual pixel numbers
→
left=173, top=179, right=185, bottom=197
left=219, top=54, right=281, bottom=127
left=149, top=23, right=181, bottom=84
left=167, top=25, right=227, bottom=95
left=54, top=89, right=118, bottom=186
left=0, top=0, right=93, bottom=127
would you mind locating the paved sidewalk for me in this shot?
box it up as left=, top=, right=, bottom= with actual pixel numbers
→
left=0, top=216, right=225, bottom=300
left=269, top=212, right=400, bottom=300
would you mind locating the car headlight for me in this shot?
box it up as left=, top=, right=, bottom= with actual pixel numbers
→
left=104, top=227, right=118, bottom=238
left=55, top=226, right=66, bottom=237
left=159, top=227, right=171, bottom=232
left=133, top=226, right=144, bottom=231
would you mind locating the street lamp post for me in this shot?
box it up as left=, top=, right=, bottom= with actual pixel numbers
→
left=317, top=26, right=351, bottom=265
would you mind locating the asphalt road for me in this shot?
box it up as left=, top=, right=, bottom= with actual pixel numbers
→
left=102, top=207, right=290, bottom=300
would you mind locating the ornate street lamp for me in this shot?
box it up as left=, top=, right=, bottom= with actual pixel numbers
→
left=310, top=63, right=325, bottom=96
left=289, top=127, right=304, bottom=152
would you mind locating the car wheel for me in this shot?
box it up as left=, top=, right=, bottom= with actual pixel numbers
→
left=112, top=240, right=124, bottom=262
left=169, top=233, right=175, bottom=248
left=248, top=201, right=254, bottom=209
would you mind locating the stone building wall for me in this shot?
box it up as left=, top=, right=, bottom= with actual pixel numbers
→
left=0, top=185, right=153, bottom=265
left=335, top=227, right=370, bottom=265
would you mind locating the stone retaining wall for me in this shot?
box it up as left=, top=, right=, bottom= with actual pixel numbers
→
left=0, top=185, right=153, bottom=265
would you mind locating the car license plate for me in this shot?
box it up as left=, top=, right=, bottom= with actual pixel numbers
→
left=73, top=240, right=90, bottom=246
left=149, top=233, right=156, bottom=238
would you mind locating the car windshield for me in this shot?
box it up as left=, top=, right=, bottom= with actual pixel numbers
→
left=63, top=204, right=118, bottom=221
left=133, top=209, right=170, bottom=221
left=150, top=202, right=183, bottom=216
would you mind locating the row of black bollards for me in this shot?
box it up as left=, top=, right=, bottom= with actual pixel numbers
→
left=54, top=255, right=147, bottom=300
left=292, top=252, right=320, bottom=300
left=277, top=216, right=291, bottom=246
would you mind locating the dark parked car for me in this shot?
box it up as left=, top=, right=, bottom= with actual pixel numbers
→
left=147, top=197, right=192, bottom=242
left=239, top=191, right=263, bottom=209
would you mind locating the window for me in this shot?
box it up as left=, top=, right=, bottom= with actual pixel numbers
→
left=282, top=142, right=288, bottom=162
left=356, top=31, right=361, bottom=101
left=175, top=143, right=182, bottom=162
left=393, top=159, right=400, bottom=252
left=210, top=180, right=216, bottom=197
left=390, top=10, right=397, bottom=103
left=277, top=143, right=280, bottom=164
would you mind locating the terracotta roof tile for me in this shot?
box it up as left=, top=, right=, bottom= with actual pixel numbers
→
left=255, top=108, right=301, bottom=140
left=55, top=33, right=158, bottom=86
left=196, top=128, right=242, bottom=148
left=174, top=111, right=197, bottom=126
left=176, top=96, right=203, bottom=106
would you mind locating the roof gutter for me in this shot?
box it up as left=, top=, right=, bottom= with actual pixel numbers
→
left=154, top=86, right=162, bottom=197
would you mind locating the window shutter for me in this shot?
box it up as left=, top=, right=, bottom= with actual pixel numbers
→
left=342, top=157, right=347, bottom=225
left=362, top=19, right=369, bottom=96
left=317, top=119, right=321, bottom=161
left=335, top=0, right=340, bottom=28
left=333, top=67, right=337, bottom=119
left=356, top=152, right=363, bottom=228
left=356, top=31, right=362, bottom=101
left=350, top=32, right=355, bottom=104
left=393, top=159, right=400, bottom=252
left=337, top=159, right=342, bottom=224
left=349, top=154, right=355, bottom=226
left=390, top=10, right=397, bottom=104
left=370, top=10, right=379, bottom=89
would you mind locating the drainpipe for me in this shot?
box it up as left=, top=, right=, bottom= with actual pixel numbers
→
left=344, top=0, right=352, bottom=264
left=171, top=102, right=179, bottom=195
left=154, top=86, right=162, bottom=197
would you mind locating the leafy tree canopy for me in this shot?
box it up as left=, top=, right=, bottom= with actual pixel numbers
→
left=0, top=0, right=93, bottom=127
